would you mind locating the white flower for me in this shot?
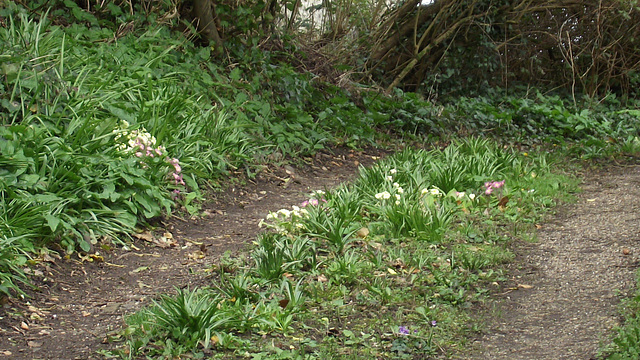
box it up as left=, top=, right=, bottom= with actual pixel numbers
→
left=397, top=187, right=404, bottom=194
left=429, top=188, right=442, bottom=197
left=469, top=193, right=476, bottom=200
left=292, top=205, right=300, bottom=212
left=395, top=200, right=400, bottom=205
left=393, top=182, right=400, bottom=188
left=386, top=176, right=393, bottom=181
left=421, top=188, right=429, bottom=196
left=395, top=194, right=401, bottom=200
left=277, top=209, right=291, bottom=218
left=375, top=191, right=391, bottom=200
left=390, top=168, right=397, bottom=175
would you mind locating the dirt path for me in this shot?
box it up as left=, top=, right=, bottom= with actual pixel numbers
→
left=469, top=164, right=640, bottom=359
left=0, top=148, right=383, bottom=360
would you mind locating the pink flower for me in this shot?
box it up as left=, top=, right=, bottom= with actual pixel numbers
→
left=484, top=180, right=505, bottom=195
left=169, top=158, right=181, bottom=173
left=173, top=172, right=185, bottom=185
left=301, top=198, right=319, bottom=207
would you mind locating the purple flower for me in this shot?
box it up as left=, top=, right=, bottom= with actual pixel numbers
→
left=398, top=326, right=410, bottom=335
left=430, top=320, right=437, bottom=327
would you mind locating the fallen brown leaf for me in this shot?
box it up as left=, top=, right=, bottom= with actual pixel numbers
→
left=133, top=231, right=154, bottom=242
left=356, top=227, right=370, bottom=238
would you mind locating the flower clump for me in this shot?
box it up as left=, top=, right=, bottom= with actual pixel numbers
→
left=421, top=187, right=443, bottom=197
left=301, top=190, right=326, bottom=207
left=259, top=190, right=326, bottom=234
left=374, top=169, right=406, bottom=205
left=113, top=120, right=185, bottom=187
left=484, top=180, right=505, bottom=195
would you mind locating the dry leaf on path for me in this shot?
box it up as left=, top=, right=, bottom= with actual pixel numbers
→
left=133, top=231, right=154, bottom=242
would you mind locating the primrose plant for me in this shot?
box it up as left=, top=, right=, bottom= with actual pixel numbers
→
left=113, top=120, right=185, bottom=195
left=372, top=168, right=463, bottom=241
left=259, top=190, right=326, bottom=235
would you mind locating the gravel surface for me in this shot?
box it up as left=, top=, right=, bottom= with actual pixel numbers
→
left=470, top=165, right=640, bottom=359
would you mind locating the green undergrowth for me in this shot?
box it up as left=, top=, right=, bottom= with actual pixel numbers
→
left=0, top=3, right=389, bottom=297
left=601, top=271, right=640, bottom=359
left=442, top=90, right=640, bottom=159
left=106, top=138, right=580, bottom=359
left=2, top=1, right=640, bottom=303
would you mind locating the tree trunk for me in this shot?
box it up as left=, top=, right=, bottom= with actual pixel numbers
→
left=193, top=0, right=223, bottom=54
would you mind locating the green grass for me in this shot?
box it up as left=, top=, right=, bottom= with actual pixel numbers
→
left=109, top=139, right=580, bottom=358
left=601, top=271, right=640, bottom=359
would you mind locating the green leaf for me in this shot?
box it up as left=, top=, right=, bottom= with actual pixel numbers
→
left=98, top=182, right=119, bottom=201
left=79, top=239, right=91, bottom=252
left=229, top=68, right=242, bottom=82
left=45, top=215, right=61, bottom=232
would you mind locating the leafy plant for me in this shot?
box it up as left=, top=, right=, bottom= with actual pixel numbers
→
left=143, top=288, right=232, bottom=350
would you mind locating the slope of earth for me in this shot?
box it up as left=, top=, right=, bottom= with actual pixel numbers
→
left=467, top=164, right=640, bottom=359
left=0, top=147, right=386, bottom=360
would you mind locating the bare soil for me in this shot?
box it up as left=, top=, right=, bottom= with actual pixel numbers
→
left=1, top=151, right=639, bottom=360
left=468, top=164, right=640, bottom=360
